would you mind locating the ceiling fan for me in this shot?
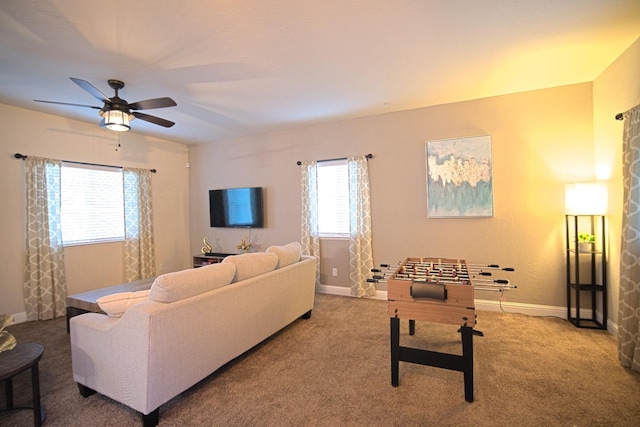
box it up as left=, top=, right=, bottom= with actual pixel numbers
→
left=35, top=77, right=177, bottom=132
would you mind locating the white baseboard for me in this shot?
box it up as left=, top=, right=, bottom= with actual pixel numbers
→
left=318, top=284, right=388, bottom=300
left=8, top=311, right=28, bottom=324
left=474, top=298, right=565, bottom=317
left=318, top=286, right=617, bottom=335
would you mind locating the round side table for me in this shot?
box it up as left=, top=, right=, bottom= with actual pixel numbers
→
left=0, top=342, right=45, bottom=426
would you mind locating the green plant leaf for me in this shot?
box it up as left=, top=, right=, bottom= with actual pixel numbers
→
left=0, top=331, right=17, bottom=353
left=0, top=314, right=14, bottom=330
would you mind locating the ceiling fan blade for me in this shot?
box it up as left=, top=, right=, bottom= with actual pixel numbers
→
left=128, top=97, right=177, bottom=110
left=132, top=111, right=175, bottom=128
left=69, top=77, right=111, bottom=104
left=34, top=99, right=101, bottom=109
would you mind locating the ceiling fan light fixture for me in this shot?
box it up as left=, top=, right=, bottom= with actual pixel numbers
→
left=36, top=78, right=176, bottom=132
left=99, top=109, right=133, bottom=132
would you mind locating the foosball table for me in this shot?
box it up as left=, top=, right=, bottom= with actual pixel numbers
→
left=369, top=257, right=516, bottom=402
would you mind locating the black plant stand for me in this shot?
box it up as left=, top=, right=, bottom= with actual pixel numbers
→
left=565, top=214, right=607, bottom=329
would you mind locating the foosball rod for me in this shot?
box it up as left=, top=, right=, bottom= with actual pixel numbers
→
left=368, top=270, right=516, bottom=288
left=464, top=264, right=515, bottom=272
left=407, top=277, right=512, bottom=286
left=392, top=270, right=505, bottom=281
left=366, top=278, right=517, bottom=291
left=403, top=258, right=514, bottom=267
left=369, top=262, right=515, bottom=280
left=400, top=261, right=515, bottom=274
left=401, top=270, right=496, bottom=280
left=474, top=286, right=517, bottom=292
left=405, top=263, right=515, bottom=273
left=367, top=273, right=516, bottom=287
left=475, top=282, right=518, bottom=289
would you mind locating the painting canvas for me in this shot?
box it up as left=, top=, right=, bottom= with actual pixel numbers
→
left=426, top=135, right=493, bottom=218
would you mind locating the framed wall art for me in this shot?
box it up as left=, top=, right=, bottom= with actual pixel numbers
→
left=425, top=135, right=493, bottom=218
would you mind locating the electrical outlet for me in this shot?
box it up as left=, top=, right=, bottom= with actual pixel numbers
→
left=332, top=268, right=338, bottom=277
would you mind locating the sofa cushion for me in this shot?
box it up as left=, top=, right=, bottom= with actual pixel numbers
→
left=266, top=242, right=302, bottom=268
left=222, top=252, right=278, bottom=282
left=97, top=290, right=150, bottom=318
left=149, top=262, right=236, bottom=303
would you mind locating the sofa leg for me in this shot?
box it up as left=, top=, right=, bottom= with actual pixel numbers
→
left=301, top=309, right=312, bottom=319
left=142, top=408, right=159, bottom=427
left=77, top=383, right=96, bottom=398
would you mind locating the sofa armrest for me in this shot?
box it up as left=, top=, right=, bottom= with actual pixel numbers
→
left=70, top=308, right=154, bottom=414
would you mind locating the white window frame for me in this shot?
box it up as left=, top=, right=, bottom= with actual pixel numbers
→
left=317, top=159, right=350, bottom=237
left=60, top=162, right=125, bottom=246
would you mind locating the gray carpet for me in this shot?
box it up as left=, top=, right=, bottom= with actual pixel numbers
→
left=2, top=293, right=639, bottom=426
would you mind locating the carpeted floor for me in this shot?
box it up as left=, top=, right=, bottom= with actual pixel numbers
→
left=2, top=293, right=640, bottom=426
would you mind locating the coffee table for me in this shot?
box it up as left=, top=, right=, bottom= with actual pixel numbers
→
left=66, top=277, right=155, bottom=332
left=0, top=343, right=45, bottom=426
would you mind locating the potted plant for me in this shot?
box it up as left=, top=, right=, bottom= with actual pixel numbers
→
left=578, top=233, right=595, bottom=252
left=0, top=314, right=17, bottom=353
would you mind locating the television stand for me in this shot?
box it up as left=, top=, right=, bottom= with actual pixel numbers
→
left=193, top=253, right=235, bottom=268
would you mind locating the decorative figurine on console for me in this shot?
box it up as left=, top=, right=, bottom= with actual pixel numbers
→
left=237, top=233, right=252, bottom=253
left=201, top=237, right=213, bottom=255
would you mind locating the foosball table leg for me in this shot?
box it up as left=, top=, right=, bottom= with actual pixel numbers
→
left=390, top=317, right=400, bottom=387
left=409, top=319, right=415, bottom=335
left=459, top=326, right=484, bottom=402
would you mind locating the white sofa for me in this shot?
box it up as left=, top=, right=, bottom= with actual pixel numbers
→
left=70, top=243, right=317, bottom=427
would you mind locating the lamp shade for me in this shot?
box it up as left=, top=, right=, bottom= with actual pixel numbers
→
left=565, top=182, right=608, bottom=215
left=101, top=109, right=131, bottom=132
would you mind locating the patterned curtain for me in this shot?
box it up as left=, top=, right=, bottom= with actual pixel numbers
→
left=348, top=156, right=375, bottom=297
left=24, top=157, right=67, bottom=320
left=123, top=168, right=156, bottom=281
left=300, top=161, right=321, bottom=290
left=619, top=104, right=640, bottom=373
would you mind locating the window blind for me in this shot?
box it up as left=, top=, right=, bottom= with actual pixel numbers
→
left=61, top=162, right=125, bottom=246
left=317, top=160, right=349, bottom=235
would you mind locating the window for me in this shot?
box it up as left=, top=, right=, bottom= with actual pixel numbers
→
left=317, top=160, right=349, bottom=236
left=60, top=162, right=125, bottom=246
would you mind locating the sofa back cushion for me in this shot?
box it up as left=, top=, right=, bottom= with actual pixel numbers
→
left=149, top=262, right=236, bottom=303
left=222, top=252, right=278, bottom=282
left=266, top=242, right=302, bottom=268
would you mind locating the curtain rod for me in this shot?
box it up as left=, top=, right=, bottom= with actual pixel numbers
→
left=13, top=153, right=157, bottom=173
left=296, top=153, right=373, bottom=166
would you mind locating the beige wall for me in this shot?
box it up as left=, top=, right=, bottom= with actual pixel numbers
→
left=189, top=83, right=595, bottom=309
left=0, top=104, right=191, bottom=317
left=593, top=36, right=640, bottom=325
left=3, top=39, right=636, bottom=322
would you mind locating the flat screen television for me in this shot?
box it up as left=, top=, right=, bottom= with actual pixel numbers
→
left=209, top=187, right=264, bottom=228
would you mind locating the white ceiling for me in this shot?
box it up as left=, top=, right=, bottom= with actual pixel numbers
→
left=1, top=0, right=638, bottom=145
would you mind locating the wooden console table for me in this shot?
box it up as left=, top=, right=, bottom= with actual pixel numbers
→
left=66, top=277, right=155, bottom=332
left=193, top=252, right=235, bottom=268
